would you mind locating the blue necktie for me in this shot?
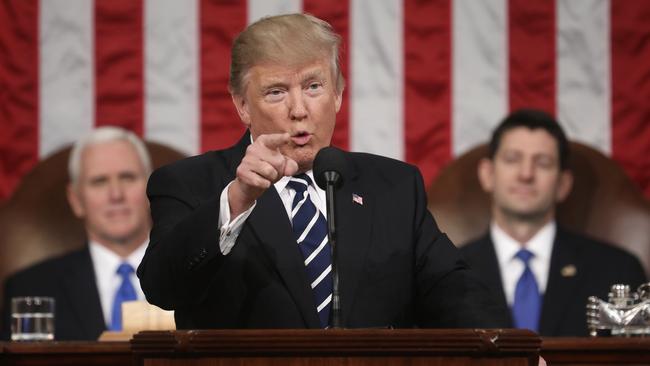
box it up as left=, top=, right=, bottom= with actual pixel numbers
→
left=512, top=249, right=541, bottom=332
left=287, top=174, right=332, bottom=328
left=110, top=263, right=138, bottom=331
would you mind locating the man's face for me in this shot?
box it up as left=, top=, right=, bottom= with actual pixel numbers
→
left=478, top=127, right=572, bottom=222
left=67, top=140, right=151, bottom=246
left=232, top=59, right=342, bottom=172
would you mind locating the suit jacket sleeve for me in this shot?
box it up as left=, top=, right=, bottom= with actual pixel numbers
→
left=137, top=157, right=230, bottom=311
left=409, top=167, right=508, bottom=328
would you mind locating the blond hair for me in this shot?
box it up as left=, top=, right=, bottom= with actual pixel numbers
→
left=229, top=13, right=345, bottom=96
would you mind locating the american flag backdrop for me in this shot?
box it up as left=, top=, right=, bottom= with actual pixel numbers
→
left=1, top=0, right=649, bottom=202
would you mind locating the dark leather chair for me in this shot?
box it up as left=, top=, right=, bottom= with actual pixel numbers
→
left=427, top=142, right=650, bottom=277
left=0, top=142, right=185, bottom=308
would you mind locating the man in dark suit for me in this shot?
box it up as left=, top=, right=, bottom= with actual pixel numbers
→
left=461, top=109, right=647, bottom=336
left=137, top=13, right=507, bottom=330
left=1, top=127, right=153, bottom=340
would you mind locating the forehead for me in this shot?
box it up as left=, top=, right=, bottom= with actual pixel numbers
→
left=80, top=140, right=145, bottom=177
left=498, top=127, right=560, bottom=156
left=248, top=59, right=332, bottom=86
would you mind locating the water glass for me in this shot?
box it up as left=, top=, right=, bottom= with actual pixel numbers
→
left=11, top=297, right=55, bottom=341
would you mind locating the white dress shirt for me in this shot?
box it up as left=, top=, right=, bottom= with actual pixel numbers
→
left=88, top=240, right=147, bottom=327
left=218, top=170, right=327, bottom=255
left=491, top=221, right=555, bottom=306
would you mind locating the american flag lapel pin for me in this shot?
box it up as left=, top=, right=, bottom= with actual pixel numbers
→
left=352, top=193, right=363, bottom=205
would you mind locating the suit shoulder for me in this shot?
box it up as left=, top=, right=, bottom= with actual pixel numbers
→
left=347, top=152, right=419, bottom=177
left=561, top=229, right=639, bottom=262
left=4, top=249, right=88, bottom=288
left=459, top=235, right=491, bottom=258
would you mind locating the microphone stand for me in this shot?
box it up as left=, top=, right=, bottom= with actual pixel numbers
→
left=323, top=171, right=342, bottom=328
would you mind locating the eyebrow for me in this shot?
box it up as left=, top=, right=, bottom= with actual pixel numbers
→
left=259, top=69, right=326, bottom=91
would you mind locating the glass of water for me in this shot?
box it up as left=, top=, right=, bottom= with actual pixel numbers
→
left=11, top=297, right=55, bottom=341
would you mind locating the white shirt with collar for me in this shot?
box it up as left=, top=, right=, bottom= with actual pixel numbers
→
left=89, top=240, right=147, bottom=327
left=218, top=170, right=327, bottom=255
left=491, top=221, right=555, bottom=306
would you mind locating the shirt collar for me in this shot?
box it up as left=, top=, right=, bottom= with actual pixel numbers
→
left=491, top=221, right=556, bottom=264
left=274, top=170, right=316, bottom=194
left=89, top=239, right=148, bottom=275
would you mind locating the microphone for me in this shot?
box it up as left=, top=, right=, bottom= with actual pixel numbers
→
left=313, top=146, right=347, bottom=329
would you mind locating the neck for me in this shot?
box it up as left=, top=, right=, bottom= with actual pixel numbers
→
left=90, top=231, right=147, bottom=259
left=493, top=208, right=554, bottom=245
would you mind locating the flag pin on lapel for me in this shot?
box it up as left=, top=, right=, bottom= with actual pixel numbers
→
left=561, top=264, right=577, bottom=277
left=352, top=193, right=363, bottom=205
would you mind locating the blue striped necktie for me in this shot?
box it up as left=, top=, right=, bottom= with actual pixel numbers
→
left=512, top=249, right=541, bottom=332
left=110, top=262, right=138, bottom=331
left=287, top=174, right=332, bottom=328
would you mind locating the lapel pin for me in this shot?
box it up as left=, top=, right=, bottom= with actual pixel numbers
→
left=352, top=193, right=363, bottom=205
left=561, top=264, right=577, bottom=277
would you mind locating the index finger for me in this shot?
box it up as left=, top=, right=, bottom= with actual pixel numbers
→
left=257, top=133, right=291, bottom=150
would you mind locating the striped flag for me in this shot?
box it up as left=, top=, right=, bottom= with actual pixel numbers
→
left=1, top=0, right=649, bottom=201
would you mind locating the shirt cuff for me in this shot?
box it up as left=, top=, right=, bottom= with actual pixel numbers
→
left=218, top=181, right=256, bottom=255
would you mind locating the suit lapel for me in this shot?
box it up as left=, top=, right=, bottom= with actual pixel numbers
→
left=478, top=236, right=512, bottom=327
left=62, top=248, right=106, bottom=338
left=247, top=188, right=321, bottom=328
left=539, top=229, right=580, bottom=335
left=334, top=159, right=373, bottom=326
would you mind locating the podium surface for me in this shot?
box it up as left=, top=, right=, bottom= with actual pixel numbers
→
left=131, top=328, right=540, bottom=365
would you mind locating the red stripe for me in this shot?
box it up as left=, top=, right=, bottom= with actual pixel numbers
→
left=508, top=0, right=556, bottom=114
left=94, top=0, right=144, bottom=136
left=611, top=2, right=650, bottom=198
left=0, top=0, right=39, bottom=201
left=403, top=0, right=451, bottom=185
left=200, top=0, right=247, bottom=152
left=304, top=0, right=350, bottom=151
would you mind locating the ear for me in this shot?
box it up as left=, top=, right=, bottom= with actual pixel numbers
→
left=555, top=170, right=574, bottom=203
left=67, top=183, right=86, bottom=218
left=477, top=158, right=495, bottom=193
left=334, top=88, right=343, bottom=113
left=231, top=94, right=251, bottom=128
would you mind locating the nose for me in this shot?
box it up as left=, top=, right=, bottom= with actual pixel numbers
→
left=518, top=158, right=535, bottom=182
left=288, top=89, right=307, bottom=121
left=108, top=180, right=125, bottom=201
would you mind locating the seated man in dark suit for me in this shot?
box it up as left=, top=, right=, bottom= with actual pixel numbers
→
left=137, top=13, right=507, bottom=330
left=461, top=109, right=647, bottom=336
left=1, top=126, right=153, bottom=340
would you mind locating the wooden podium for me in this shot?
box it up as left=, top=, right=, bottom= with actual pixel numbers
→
left=131, top=328, right=541, bottom=365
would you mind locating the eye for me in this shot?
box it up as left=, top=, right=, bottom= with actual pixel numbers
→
left=305, top=82, right=323, bottom=96
left=501, top=152, right=520, bottom=164
left=89, top=176, right=108, bottom=187
left=264, top=88, right=285, bottom=102
left=535, top=156, right=556, bottom=169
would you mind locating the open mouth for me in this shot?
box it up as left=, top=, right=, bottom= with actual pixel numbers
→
left=291, top=131, right=312, bottom=146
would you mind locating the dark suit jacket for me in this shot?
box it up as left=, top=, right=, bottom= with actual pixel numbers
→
left=1, top=247, right=106, bottom=341
left=138, top=133, right=508, bottom=329
left=461, top=228, right=647, bottom=336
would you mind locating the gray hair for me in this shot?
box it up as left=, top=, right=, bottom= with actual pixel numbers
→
left=229, top=13, right=345, bottom=96
left=68, top=126, right=152, bottom=185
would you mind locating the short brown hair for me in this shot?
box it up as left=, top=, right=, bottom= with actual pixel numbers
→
left=229, top=13, right=345, bottom=96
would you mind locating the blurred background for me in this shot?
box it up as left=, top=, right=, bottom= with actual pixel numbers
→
left=1, top=0, right=649, bottom=203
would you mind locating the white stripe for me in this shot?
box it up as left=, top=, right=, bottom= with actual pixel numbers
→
left=144, top=0, right=199, bottom=156
left=247, top=0, right=302, bottom=25
left=317, top=294, right=332, bottom=312
left=452, top=0, right=508, bottom=156
left=557, top=0, right=610, bottom=154
left=350, top=0, right=404, bottom=160
left=296, top=211, right=320, bottom=244
left=39, top=0, right=94, bottom=158
left=291, top=191, right=308, bottom=217
left=311, top=265, right=332, bottom=289
left=304, top=235, right=328, bottom=266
